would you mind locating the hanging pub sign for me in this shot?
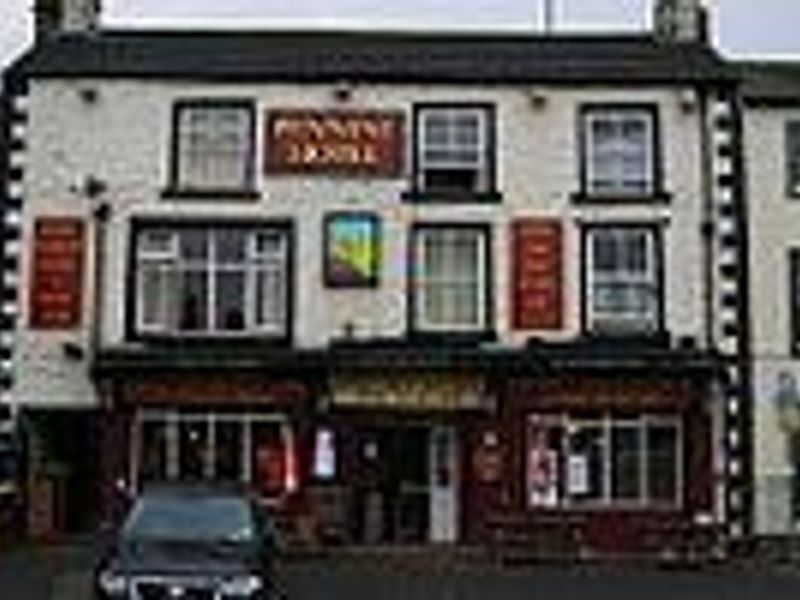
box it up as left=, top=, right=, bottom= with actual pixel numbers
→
left=511, top=218, right=563, bottom=330
left=324, top=212, right=381, bottom=288
left=29, top=217, right=85, bottom=330
left=265, top=110, right=404, bottom=176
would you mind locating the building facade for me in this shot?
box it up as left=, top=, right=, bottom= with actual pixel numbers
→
left=742, top=63, right=800, bottom=538
left=0, top=0, right=748, bottom=555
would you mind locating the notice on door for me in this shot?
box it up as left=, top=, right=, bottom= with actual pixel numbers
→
left=29, top=217, right=85, bottom=330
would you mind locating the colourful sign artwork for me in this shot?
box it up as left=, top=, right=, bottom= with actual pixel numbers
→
left=324, top=213, right=380, bottom=288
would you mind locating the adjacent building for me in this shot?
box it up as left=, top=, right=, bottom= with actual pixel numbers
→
left=0, top=0, right=750, bottom=556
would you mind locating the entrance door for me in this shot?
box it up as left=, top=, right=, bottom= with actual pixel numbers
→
left=429, top=425, right=458, bottom=543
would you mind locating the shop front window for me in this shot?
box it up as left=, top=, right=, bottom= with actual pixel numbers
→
left=525, top=414, right=681, bottom=509
left=135, top=412, right=293, bottom=500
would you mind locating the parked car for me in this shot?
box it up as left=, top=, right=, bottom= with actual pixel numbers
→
left=94, top=484, right=278, bottom=600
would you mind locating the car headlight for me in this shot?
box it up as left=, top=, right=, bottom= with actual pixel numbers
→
left=220, top=574, right=263, bottom=596
left=98, top=570, right=128, bottom=596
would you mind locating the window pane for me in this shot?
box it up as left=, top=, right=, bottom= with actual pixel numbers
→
left=788, top=122, right=800, bottom=193
left=647, top=423, right=679, bottom=503
left=215, top=419, right=244, bottom=482
left=140, top=264, right=177, bottom=329
left=255, top=268, right=284, bottom=328
left=419, top=108, right=488, bottom=193
left=180, top=229, right=209, bottom=261
left=215, top=228, right=247, bottom=264
left=587, top=110, right=653, bottom=195
left=178, top=418, right=210, bottom=481
left=139, top=420, right=169, bottom=483
left=567, top=425, right=605, bottom=503
left=611, top=425, right=642, bottom=501
left=215, top=271, right=246, bottom=331
left=178, top=270, right=208, bottom=331
left=176, top=105, right=251, bottom=190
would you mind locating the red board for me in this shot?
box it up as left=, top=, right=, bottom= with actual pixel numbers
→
left=511, top=218, right=563, bottom=330
left=265, top=110, right=405, bottom=176
left=29, top=217, right=85, bottom=330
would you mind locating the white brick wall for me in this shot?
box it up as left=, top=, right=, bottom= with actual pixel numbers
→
left=12, top=79, right=709, bottom=408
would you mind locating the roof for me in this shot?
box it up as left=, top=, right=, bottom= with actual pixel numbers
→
left=10, top=29, right=732, bottom=85
left=739, top=60, right=800, bottom=107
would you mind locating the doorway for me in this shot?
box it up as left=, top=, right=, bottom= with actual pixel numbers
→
left=354, top=424, right=459, bottom=544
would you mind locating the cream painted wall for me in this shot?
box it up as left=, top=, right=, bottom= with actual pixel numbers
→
left=745, top=108, right=800, bottom=534
left=12, top=79, right=709, bottom=407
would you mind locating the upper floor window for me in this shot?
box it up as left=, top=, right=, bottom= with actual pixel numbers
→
left=584, top=225, right=663, bottom=334
left=786, top=121, right=800, bottom=197
left=411, top=225, right=491, bottom=333
left=790, top=250, right=800, bottom=354
left=171, top=101, right=255, bottom=193
left=413, top=105, right=495, bottom=197
left=581, top=106, right=659, bottom=199
left=133, top=224, right=288, bottom=337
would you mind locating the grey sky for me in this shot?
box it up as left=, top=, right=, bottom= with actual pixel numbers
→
left=2, top=0, right=800, bottom=69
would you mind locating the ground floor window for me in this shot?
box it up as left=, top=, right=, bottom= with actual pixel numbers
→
left=525, top=413, right=682, bottom=509
left=135, top=411, right=295, bottom=501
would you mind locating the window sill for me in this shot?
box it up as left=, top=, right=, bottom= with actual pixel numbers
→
left=571, top=190, right=671, bottom=205
left=580, top=330, right=670, bottom=347
left=161, top=188, right=261, bottom=201
left=128, top=332, right=291, bottom=346
left=401, top=189, right=503, bottom=204
left=406, top=330, right=497, bottom=345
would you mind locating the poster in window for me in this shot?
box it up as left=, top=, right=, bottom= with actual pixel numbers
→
left=511, top=218, right=563, bottom=330
left=313, top=428, right=336, bottom=480
left=567, top=454, right=590, bottom=496
left=29, top=217, right=85, bottom=330
left=527, top=428, right=558, bottom=507
left=324, top=213, right=381, bottom=288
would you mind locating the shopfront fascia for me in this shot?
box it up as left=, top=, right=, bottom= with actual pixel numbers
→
left=306, top=368, right=493, bottom=546
left=92, top=348, right=324, bottom=524
left=468, top=351, right=722, bottom=558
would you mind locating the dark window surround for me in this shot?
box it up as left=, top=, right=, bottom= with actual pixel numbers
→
left=323, top=211, right=382, bottom=289
left=125, top=217, right=294, bottom=344
left=791, top=249, right=800, bottom=356
left=164, top=99, right=259, bottom=199
left=406, top=222, right=495, bottom=341
left=573, top=103, right=668, bottom=205
left=579, top=221, right=667, bottom=338
left=403, top=103, right=501, bottom=204
left=786, top=121, right=800, bottom=199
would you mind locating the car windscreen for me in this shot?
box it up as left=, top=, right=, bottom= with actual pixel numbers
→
left=123, top=495, right=256, bottom=544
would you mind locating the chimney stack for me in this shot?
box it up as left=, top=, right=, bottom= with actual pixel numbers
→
left=654, top=0, right=709, bottom=44
left=34, top=0, right=101, bottom=39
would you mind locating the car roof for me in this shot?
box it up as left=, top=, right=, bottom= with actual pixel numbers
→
left=137, top=482, right=254, bottom=502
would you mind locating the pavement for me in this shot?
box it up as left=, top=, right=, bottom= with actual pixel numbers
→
left=4, top=539, right=800, bottom=599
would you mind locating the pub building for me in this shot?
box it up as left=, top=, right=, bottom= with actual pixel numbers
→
left=1, top=0, right=751, bottom=556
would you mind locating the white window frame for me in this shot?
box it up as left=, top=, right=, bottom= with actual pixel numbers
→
left=135, top=226, right=288, bottom=337
left=585, top=226, right=661, bottom=333
left=416, top=107, right=490, bottom=193
left=174, top=102, right=254, bottom=192
left=529, top=413, right=682, bottom=510
left=413, top=226, right=489, bottom=333
left=132, top=410, right=294, bottom=506
left=584, top=108, right=656, bottom=197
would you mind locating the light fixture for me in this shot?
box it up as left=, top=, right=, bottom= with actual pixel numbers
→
left=332, top=80, right=355, bottom=103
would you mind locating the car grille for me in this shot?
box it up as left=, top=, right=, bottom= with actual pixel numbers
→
left=134, top=580, right=217, bottom=600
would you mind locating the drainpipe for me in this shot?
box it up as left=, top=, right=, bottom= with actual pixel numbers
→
left=86, top=179, right=109, bottom=365
left=698, top=86, right=715, bottom=349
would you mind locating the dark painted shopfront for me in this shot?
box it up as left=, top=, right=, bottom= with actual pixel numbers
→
left=465, top=344, right=721, bottom=558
